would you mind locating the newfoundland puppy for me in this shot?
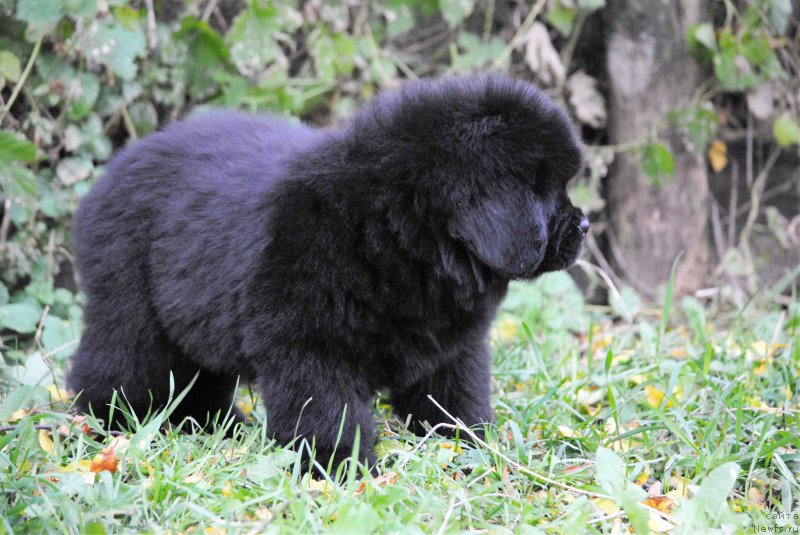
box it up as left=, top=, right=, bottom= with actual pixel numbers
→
left=68, top=75, right=587, bottom=471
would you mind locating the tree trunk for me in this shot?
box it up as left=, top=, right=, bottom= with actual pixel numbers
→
left=604, top=0, right=710, bottom=295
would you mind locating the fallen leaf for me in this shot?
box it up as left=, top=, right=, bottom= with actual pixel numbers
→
left=708, top=139, right=728, bottom=173
left=353, top=481, right=368, bottom=496
left=236, top=399, right=254, bottom=416
left=564, top=463, right=592, bottom=475
left=747, top=487, right=766, bottom=510
left=254, top=506, right=273, bottom=521
left=374, top=471, right=399, bottom=487
left=57, top=415, right=91, bottom=436
left=592, top=497, right=620, bottom=515
left=184, top=470, right=204, bottom=484
left=10, top=409, right=31, bottom=421
left=439, top=442, right=463, bottom=454
left=38, top=429, right=55, bottom=453
left=47, top=384, right=71, bottom=402
left=90, top=451, right=118, bottom=473
left=307, top=478, right=333, bottom=495
left=642, top=495, right=676, bottom=513
left=491, top=317, right=520, bottom=343
left=557, top=424, right=577, bottom=438
left=634, top=466, right=650, bottom=487
left=644, top=385, right=674, bottom=408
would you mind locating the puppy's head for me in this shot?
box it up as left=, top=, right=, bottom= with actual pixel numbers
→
left=357, top=75, right=587, bottom=280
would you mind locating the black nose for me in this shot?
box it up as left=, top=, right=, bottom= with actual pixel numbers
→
left=578, top=217, right=590, bottom=234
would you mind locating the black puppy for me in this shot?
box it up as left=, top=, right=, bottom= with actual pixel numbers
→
left=68, top=75, right=587, bottom=471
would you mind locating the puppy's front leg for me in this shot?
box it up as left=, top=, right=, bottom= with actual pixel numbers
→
left=391, top=344, right=494, bottom=439
left=257, top=358, right=376, bottom=474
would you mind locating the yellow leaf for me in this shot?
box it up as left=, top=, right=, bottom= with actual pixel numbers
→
left=751, top=341, right=786, bottom=357
left=10, top=409, right=30, bottom=421
left=254, top=506, right=273, bottom=521
left=221, top=480, right=232, bottom=497
left=374, top=471, right=399, bottom=487
left=491, top=317, right=520, bottom=343
left=747, top=487, right=766, bottom=510
left=47, top=384, right=71, bottom=402
left=592, top=497, right=620, bottom=515
left=439, top=442, right=463, bottom=454
left=648, top=508, right=675, bottom=533
left=669, top=347, right=688, bottom=359
left=557, top=425, right=576, bottom=438
left=645, top=385, right=673, bottom=408
left=708, top=139, right=728, bottom=172
left=642, top=495, right=676, bottom=513
left=184, top=470, right=204, bottom=484
left=634, top=466, right=650, bottom=487
left=236, top=399, right=254, bottom=416
left=38, top=429, right=55, bottom=453
left=307, top=478, right=333, bottom=495
left=667, top=476, right=693, bottom=498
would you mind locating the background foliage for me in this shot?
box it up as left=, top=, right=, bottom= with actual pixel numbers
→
left=0, top=0, right=798, bottom=532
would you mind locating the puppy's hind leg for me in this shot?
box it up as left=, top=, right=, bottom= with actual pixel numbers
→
left=67, top=310, right=179, bottom=429
left=391, top=344, right=494, bottom=440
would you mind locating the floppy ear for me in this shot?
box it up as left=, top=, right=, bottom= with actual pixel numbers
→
left=447, top=189, right=549, bottom=279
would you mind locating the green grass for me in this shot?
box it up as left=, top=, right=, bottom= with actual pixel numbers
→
left=1, top=272, right=799, bottom=533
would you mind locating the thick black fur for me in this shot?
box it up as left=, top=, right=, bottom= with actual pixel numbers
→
left=67, top=75, right=586, bottom=472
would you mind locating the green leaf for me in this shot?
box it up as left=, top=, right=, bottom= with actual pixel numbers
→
left=226, top=3, right=300, bottom=76
left=690, top=23, right=716, bottom=51
left=641, top=141, right=675, bottom=184
left=56, top=156, right=93, bottom=185
left=595, top=447, right=649, bottom=534
left=0, top=303, right=42, bottom=333
left=546, top=4, right=575, bottom=36
left=65, top=0, right=97, bottom=18
left=113, top=5, right=140, bottom=30
left=42, top=316, right=79, bottom=358
left=453, top=33, right=506, bottom=70
left=67, top=72, right=100, bottom=120
left=0, top=161, right=39, bottom=199
left=439, top=0, right=475, bottom=27
left=0, top=51, right=21, bottom=83
left=128, top=101, right=158, bottom=137
left=176, top=18, right=229, bottom=96
left=385, top=0, right=416, bottom=38
left=82, top=521, right=107, bottom=535
left=87, top=20, right=146, bottom=81
left=610, top=286, right=641, bottom=323
left=0, top=131, right=37, bottom=164
left=0, top=385, right=38, bottom=421
left=773, top=113, right=800, bottom=147
left=310, top=31, right=357, bottom=81
left=16, top=0, right=65, bottom=24
left=15, top=352, right=53, bottom=386
left=674, top=463, right=745, bottom=532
